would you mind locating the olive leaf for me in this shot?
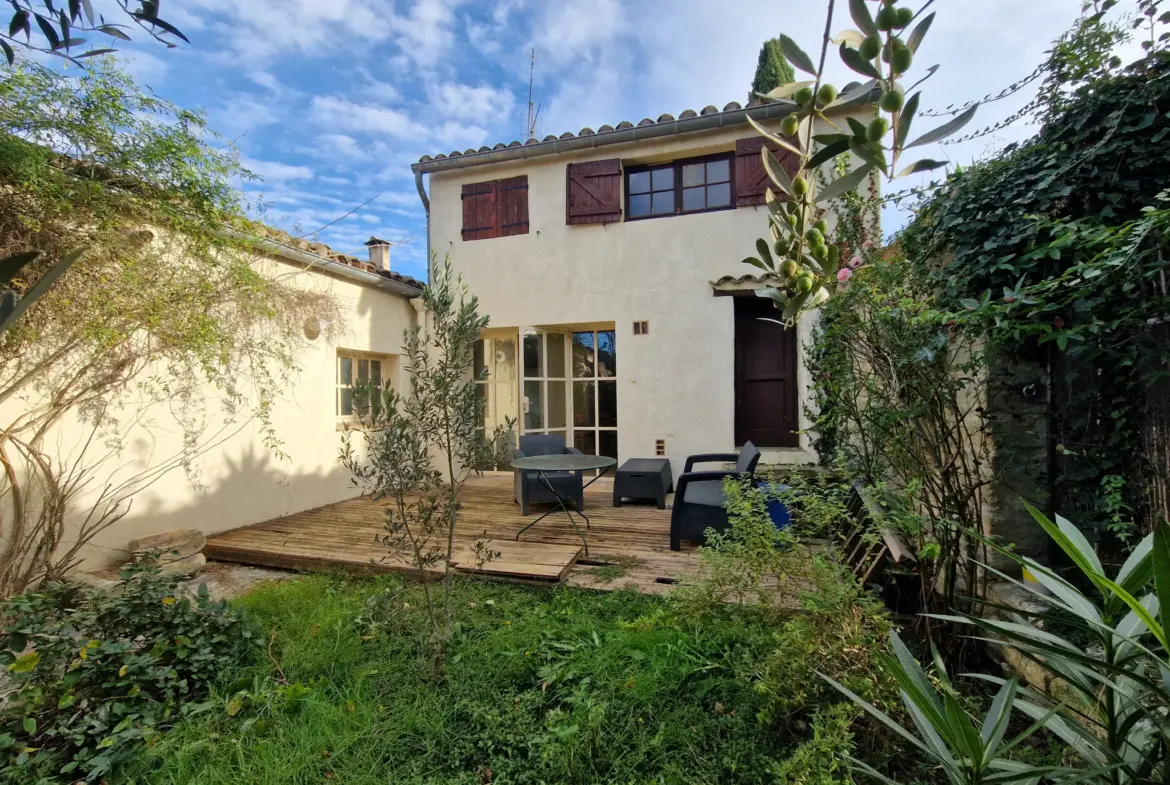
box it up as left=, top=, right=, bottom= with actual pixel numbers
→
left=839, top=43, right=882, bottom=79
left=755, top=238, right=775, bottom=269
left=896, top=92, right=921, bottom=150
left=907, top=12, right=936, bottom=53
left=827, top=78, right=879, bottom=110
left=762, top=147, right=793, bottom=196
left=762, top=80, right=815, bottom=100
left=907, top=104, right=978, bottom=148
left=832, top=29, right=867, bottom=48
left=746, top=114, right=804, bottom=158
left=849, top=0, right=879, bottom=37
left=806, top=139, right=851, bottom=171
left=896, top=159, right=947, bottom=178
left=815, top=163, right=875, bottom=203
left=848, top=139, right=889, bottom=173
left=777, top=34, right=817, bottom=76
left=0, top=250, right=41, bottom=284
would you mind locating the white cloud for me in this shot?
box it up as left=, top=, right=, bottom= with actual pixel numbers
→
left=311, top=95, right=427, bottom=137
left=389, top=0, right=463, bottom=68
left=427, top=82, right=516, bottom=120
left=239, top=156, right=315, bottom=182
left=210, top=93, right=285, bottom=139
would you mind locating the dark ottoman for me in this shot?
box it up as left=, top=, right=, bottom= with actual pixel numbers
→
left=613, top=458, right=674, bottom=509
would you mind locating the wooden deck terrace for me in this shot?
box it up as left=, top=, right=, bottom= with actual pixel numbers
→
left=205, top=474, right=702, bottom=593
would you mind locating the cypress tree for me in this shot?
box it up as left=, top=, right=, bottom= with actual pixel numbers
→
left=749, top=38, right=795, bottom=101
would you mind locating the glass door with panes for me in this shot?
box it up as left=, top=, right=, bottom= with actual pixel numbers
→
left=474, top=335, right=519, bottom=436
left=571, top=330, right=617, bottom=461
left=520, top=330, right=568, bottom=443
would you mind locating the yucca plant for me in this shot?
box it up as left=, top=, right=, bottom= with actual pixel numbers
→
left=937, top=506, right=1169, bottom=785
left=822, top=629, right=1073, bottom=785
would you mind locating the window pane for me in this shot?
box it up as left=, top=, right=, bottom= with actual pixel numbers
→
left=651, top=167, right=674, bottom=191
left=371, top=360, right=383, bottom=386
left=628, top=193, right=651, bottom=217
left=707, top=158, right=730, bottom=183
left=572, top=332, right=595, bottom=378
left=524, top=332, right=543, bottom=378
left=358, top=358, right=369, bottom=384
left=474, top=340, right=487, bottom=378
left=493, top=337, right=516, bottom=381
left=599, top=430, right=618, bottom=461
left=524, top=380, right=544, bottom=430
left=339, top=388, right=354, bottom=417
left=548, top=380, right=567, bottom=429
left=475, top=383, right=488, bottom=427
left=682, top=186, right=705, bottom=211
left=546, top=334, right=566, bottom=378
left=573, top=381, right=596, bottom=427
left=682, top=162, right=706, bottom=187
left=707, top=182, right=731, bottom=207
left=597, top=331, right=616, bottom=377
left=628, top=170, right=651, bottom=194
left=598, top=381, right=617, bottom=427
left=651, top=192, right=674, bottom=215
left=574, top=430, right=596, bottom=456
left=338, top=356, right=352, bottom=385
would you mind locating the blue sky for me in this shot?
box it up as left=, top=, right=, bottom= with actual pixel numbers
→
left=96, top=0, right=1136, bottom=282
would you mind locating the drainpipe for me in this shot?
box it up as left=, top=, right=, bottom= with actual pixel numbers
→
left=414, top=169, right=432, bottom=284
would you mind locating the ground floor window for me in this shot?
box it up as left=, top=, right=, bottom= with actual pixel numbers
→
left=337, top=350, right=392, bottom=424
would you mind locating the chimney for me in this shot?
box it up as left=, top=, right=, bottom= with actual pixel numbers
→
left=364, top=236, right=391, bottom=272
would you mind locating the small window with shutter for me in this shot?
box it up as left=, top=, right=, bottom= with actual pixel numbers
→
left=566, top=159, right=622, bottom=225
left=735, top=136, right=799, bottom=207
left=462, top=176, right=529, bottom=241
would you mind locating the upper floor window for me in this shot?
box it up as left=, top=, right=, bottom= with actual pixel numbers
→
left=462, top=176, right=529, bottom=241
left=625, top=154, right=733, bottom=220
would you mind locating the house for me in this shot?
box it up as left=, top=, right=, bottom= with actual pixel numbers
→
left=4, top=228, right=424, bottom=572
left=412, top=99, right=871, bottom=479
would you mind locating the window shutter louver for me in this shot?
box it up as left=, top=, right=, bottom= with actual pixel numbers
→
left=497, top=175, right=529, bottom=237
left=462, top=181, right=497, bottom=240
left=566, top=159, right=622, bottom=225
left=734, top=137, right=799, bottom=207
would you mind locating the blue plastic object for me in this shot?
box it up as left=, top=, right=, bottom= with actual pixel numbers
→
left=755, top=482, right=792, bottom=530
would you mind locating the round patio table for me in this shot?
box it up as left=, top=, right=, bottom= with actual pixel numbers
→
left=511, top=454, right=617, bottom=556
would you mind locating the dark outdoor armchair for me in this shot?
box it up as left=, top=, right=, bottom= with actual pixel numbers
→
left=669, top=441, right=761, bottom=550
left=513, top=434, right=586, bottom=515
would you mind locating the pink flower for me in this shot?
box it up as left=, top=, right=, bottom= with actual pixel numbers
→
left=849, top=255, right=863, bottom=269
left=837, top=267, right=853, bottom=283
left=862, top=240, right=875, bottom=249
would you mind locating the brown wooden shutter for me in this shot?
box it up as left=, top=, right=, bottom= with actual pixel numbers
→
left=566, top=159, right=622, bottom=225
left=461, top=181, right=497, bottom=241
left=497, top=175, right=529, bottom=237
left=735, top=137, right=799, bottom=207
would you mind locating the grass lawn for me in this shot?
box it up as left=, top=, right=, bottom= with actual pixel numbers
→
left=123, top=573, right=854, bottom=785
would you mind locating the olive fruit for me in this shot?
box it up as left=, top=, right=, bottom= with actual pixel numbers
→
left=895, top=6, right=915, bottom=27
left=792, top=176, right=809, bottom=197
left=794, top=86, right=815, bottom=105
left=880, top=86, right=905, bottom=112
left=816, top=83, right=837, bottom=105
left=796, top=276, right=814, bottom=293
left=781, top=114, right=799, bottom=137
left=812, top=244, right=829, bottom=262
left=787, top=213, right=799, bottom=227
left=875, top=5, right=897, bottom=30
left=814, top=219, right=829, bottom=234
left=866, top=117, right=890, bottom=142
left=859, top=34, right=882, bottom=61
left=779, top=259, right=799, bottom=278
left=805, top=227, right=823, bottom=245
left=891, top=45, right=913, bottom=74
left=785, top=275, right=802, bottom=290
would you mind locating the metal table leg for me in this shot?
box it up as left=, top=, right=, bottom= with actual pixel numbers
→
left=515, top=467, right=610, bottom=556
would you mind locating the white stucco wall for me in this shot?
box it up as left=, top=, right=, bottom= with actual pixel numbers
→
left=426, top=120, right=843, bottom=480
left=3, top=252, right=418, bottom=571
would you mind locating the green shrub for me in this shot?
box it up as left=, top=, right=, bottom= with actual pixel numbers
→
left=0, top=558, right=255, bottom=783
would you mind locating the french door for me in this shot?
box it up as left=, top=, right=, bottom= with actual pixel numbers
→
left=571, top=330, right=618, bottom=461
left=520, top=330, right=568, bottom=442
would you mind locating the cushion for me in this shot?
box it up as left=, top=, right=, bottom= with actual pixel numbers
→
left=683, top=480, right=725, bottom=507
left=518, top=434, right=566, bottom=457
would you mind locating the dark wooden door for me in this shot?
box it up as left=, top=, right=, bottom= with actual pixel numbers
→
left=734, top=297, right=798, bottom=447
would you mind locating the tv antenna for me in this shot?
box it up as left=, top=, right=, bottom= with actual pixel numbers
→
left=525, top=48, right=541, bottom=140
